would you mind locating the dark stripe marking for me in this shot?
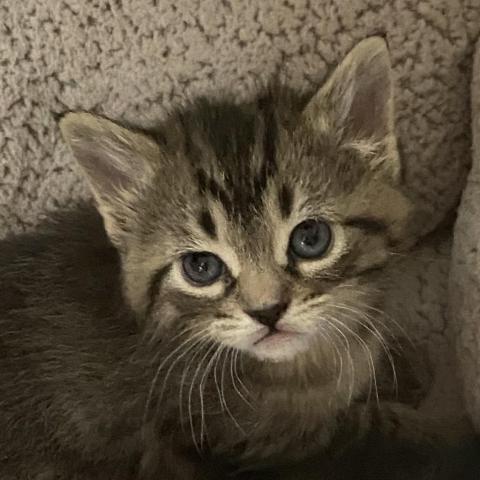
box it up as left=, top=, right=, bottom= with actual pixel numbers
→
left=196, top=169, right=207, bottom=194
left=259, top=96, right=278, bottom=177
left=208, top=177, right=220, bottom=197
left=262, top=110, right=277, bottom=172
left=344, top=216, right=387, bottom=234
left=223, top=277, right=237, bottom=297
left=207, top=177, right=233, bottom=213
left=278, top=184, right=293, bottom=217
left=353, top=262, right=388, bottom=277
left=198, top=209, right=217, bottom=239
left=284, top=251, right=300, bottom=277
left=145, top=264, right=171, bottom=317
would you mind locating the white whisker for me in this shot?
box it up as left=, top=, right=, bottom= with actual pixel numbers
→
left=221, top=348, right=246, bottom=435
left=231, top=349, right=253, bottom=408
left=332, top=303, right=398, bottom=397
left=198, top=343, right=222, bottom=448
left=324, top=317, right=355, bottom=404
left=143, top=328, right=209, bottom=425
left=327, top=314, right=379, bottom=407
left=178, top=336, right=211, bottom=429
left=213, top=345, right=227, bottom=411
left=188, top=341, right=216, bottom=452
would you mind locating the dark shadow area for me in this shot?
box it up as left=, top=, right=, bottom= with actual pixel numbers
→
left=229, top=434, right=480, bottom=480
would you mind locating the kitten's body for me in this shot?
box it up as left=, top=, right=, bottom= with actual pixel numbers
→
left=0, top=37, right=477, bottom=479
left=1, top=205, right=477, bottom=480
left=0, top=206, right=139, bottom=478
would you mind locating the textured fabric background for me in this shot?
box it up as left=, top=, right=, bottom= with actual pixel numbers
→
left=0, top=1, right=479, bottom=423
left=451, top=39, right=480, bottom=429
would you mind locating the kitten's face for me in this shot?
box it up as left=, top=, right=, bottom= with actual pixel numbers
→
left=124, top=131, right=408, bottom=364
left=61, top=37, right=413, bottom=365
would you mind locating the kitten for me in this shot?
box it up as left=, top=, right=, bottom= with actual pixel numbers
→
left=0, top=37, right=473, bottom=479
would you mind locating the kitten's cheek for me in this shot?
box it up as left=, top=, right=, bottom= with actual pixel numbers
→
left=150, top=301, right=180, bottom=330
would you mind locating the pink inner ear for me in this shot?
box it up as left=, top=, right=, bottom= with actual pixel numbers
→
left=78, top=142, right=135, bottom=198
left=303, top=38, right=394, bottom=145
left=347, top=66, right=391, bottom=141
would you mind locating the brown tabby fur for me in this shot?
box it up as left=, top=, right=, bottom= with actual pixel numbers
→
left=0, top=37, right=475, bottom=479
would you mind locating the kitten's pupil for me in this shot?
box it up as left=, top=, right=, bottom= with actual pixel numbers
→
left=289, top=220, right=331, bottom=259
left=182, top=252, right=224, bottom=285
left=302, top=226, right=318, bottom=247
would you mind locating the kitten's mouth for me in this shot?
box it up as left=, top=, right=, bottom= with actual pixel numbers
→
left=252, top=328, right=297, bottom=346
left=249, top=327, right=307, bottom=361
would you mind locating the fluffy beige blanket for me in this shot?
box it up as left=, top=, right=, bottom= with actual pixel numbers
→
left=0, top=1, right=479, bottom=425
left=451, top=38, right=480, bottom=429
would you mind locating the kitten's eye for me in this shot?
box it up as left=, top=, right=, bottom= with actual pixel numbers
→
left=289, top=219, right=332, bottom=259
left=182, top=252, right=224, bottom=285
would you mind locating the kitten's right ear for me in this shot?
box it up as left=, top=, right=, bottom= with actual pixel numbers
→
left=60, top=112, right=159, bottom=242
left=303, top=37, right=400, bottom=180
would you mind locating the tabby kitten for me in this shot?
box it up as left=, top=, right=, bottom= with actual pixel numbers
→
left=0, top=37, right=469, bottom=480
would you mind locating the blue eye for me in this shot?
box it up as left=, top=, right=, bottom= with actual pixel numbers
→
left=289, top=219, right=332, bottom=259
left=182, top=252, right=224, bottom=285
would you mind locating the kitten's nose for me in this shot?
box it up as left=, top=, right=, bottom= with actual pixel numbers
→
left=245, top=302, right=289, bottom=329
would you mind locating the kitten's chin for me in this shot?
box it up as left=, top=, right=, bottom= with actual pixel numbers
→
left=248, top=331, right=310, bottom=362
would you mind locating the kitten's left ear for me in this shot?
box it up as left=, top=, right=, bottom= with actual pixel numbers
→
left=60, top=112, right=159, bottom=244
left=304, top=37, right=400, bottom=180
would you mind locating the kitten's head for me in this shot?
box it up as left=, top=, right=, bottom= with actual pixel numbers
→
left=61, top=37, right=413, bottom=364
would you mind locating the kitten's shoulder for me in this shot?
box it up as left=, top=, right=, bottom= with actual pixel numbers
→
left=0, top=202, right=121, bottom=314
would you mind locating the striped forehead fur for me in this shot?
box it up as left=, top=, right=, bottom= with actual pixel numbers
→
left=119, top=84, right=367, bottom=214
left=152, top=87, right=309, bottom=230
